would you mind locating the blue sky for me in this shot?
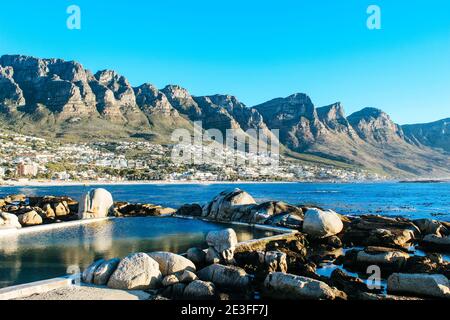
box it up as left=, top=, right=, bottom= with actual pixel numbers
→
left=0, top=0, right=449, bottom=124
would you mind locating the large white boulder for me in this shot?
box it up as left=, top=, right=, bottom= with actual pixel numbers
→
left=147, top=251, right=196, bottom=276
left=0, top=212, right=22, bottom=229
left=387, top=273, right=450, bottom=299
left=107, top=253, right=162, bottom=290
left=264, top=272, right=338, bottom=300
left=78, top=188, right=114, bottom=219
left=203, top=189, right=256, bottom=221
left=302, top=208, right=343, bottom=238
left=206, top=228, right=238, bottom=262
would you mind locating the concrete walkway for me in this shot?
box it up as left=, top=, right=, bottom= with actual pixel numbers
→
left=15, top=284, right=151, bottom=300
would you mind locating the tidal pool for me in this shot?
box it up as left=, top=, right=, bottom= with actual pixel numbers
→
left=0, top=217, right=275, bottom=288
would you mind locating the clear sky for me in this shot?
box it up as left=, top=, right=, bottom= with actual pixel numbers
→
left=0, top=0, right=449, bottom=124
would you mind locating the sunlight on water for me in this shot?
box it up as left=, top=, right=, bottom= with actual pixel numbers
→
left=0, top=217, right=273, bottom=288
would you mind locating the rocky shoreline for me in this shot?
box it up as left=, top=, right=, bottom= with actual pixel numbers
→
left=1, top=188, right=449, bottom=300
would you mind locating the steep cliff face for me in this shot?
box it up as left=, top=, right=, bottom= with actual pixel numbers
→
left=91, top=70, right=149, bottom=126
left=254, top=93, right=325, bottom=151
left=347, top=108, right=405, bottom=143
left=161, top=85, right=202, bottom=119
left=253, top=94, right=450, bottom=178
left=0, top=65, right=26, bottom=111
left=403, top=119, right=450, bottom=153
left=0, top=55, right=98, bottom=118
left=0, top=54, right=449, bottom=178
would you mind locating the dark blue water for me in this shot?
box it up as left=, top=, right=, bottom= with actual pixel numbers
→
left=1, top=182, right=449, bottom=221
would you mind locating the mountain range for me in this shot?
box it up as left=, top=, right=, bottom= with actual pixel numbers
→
left=0, top=54, right=449, bottom=178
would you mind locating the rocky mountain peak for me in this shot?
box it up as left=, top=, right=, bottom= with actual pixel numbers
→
left=161, top=84, right=202, bottom=119
left=347, top=107, right=404, bottom=143
left=134, top=83, right=178, bottom=116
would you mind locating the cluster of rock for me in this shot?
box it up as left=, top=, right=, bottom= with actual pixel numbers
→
left=2, top=187, right=449, bottom=299
left=0, top=194, right=78, bottom=228
left=173, top=188, right=450, bottom=299
left=0, top=188, right=177, bottom=230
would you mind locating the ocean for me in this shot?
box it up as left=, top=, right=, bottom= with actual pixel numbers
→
left=1, top=182, right=449, bottom=221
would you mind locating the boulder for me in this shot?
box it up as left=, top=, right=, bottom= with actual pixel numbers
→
left=356, top=248, right=409, bottom=268
left=235, top=250, right=288, bottom=275
left=413, top=219, right=446, bottom=236
left=246, top=201, right=304, bottom=225
left=205, top=247, right=222, bottom=265
left=263, top=272, right=340, bottom=300
left=93, top=258, right=120, bottom=286
left=42, top=203, right=56, bottom=219
left=5, top=194, right=26, bottom=204
left=82, top=259, right=105, bottom=284
left=53, top=202, right=69, bottom=217
left=176, top=204, right=203, bottom=217
left=302, top=208, right=343, bottom=238
left=78, top=188, right=114, bottom=219
left=148, top=251, right=196, bottom=276
left=187, top=247, right=206, bottom=266
left=341, top=247, right=410, bottom=274
left=183, top=280, right=216, bottom=299
left=162, top=274, right=180, bottom=287
left=18, top=210, right=43, bottom=226
left=387, top=273, right=450, bottom=299
left=177, top=270, right=198, bottom=283
left=0, top=212, right=22, bottom=229
left=265, top=213, right=303, bottom=229
left=162, top=283, right=187, bottom=299
left=107, top=253, right=162, bottom=290
left=206, top=228, right=238, bottom=262
left=342, top=215, right=417, bottom=248
left=202, top=189, right=256, bottom=221
left=420, top=235, right=450, bottom=252
left=197, top=264, right=250, bottom=289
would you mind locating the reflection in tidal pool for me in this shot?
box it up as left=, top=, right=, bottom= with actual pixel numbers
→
left=0, top=217, right=274, bottom=288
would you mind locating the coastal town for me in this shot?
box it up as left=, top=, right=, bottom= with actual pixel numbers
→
left=0, top=130, right=384, bottom=184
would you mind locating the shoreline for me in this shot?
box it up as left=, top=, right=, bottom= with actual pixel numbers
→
left=0, top=179, right=400, bottom=188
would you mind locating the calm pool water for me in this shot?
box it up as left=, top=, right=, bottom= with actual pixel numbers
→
left=0, top=217, right=274, bottom=288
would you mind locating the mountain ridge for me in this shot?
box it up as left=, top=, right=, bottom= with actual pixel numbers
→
left=0, top=54, right=449, bottom=178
